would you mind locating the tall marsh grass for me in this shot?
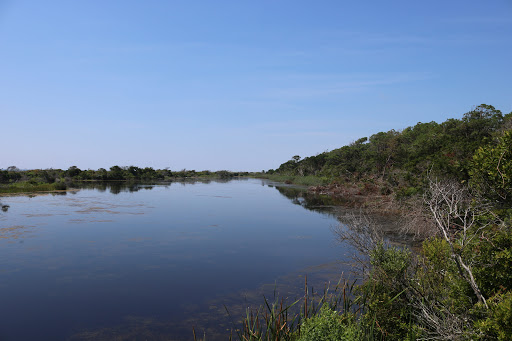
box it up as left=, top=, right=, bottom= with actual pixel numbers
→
left=226, top=276, right=363, bottom=341
left=225, top=274, right=421, bottom=341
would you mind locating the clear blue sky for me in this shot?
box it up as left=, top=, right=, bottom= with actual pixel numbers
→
left=1, top=1, right=511, bottom=171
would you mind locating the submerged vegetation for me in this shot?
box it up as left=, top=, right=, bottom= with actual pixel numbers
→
left=241, top=104, right=512, bottom=340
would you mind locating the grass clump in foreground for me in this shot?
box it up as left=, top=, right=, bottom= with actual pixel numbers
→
left=220, top=277, right=382, bottom=341
left=224, top=245, right=440, bottom=341
left=298, top=304, right=359, bottom=341
left=226, top=273, right=419, bottom=341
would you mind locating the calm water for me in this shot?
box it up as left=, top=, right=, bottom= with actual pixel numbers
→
left=0, top=179, right=354, bottom=340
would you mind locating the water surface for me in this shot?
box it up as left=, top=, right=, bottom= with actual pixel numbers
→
left=0, top=179, right=353, bottom=340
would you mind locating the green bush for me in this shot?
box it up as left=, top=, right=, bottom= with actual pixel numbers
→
left=475, top=291, right=512, bottom=340
left=360, top=244, right=414, bottom=340
left=370, top=243, right=411, bottom=279
left=53, top=182, right=67, bottom=190
left=395, top=186, right=419, bottom=199
left=470, top=129, right=512, bottom=206
left=298, top=305, right=358, bottom=341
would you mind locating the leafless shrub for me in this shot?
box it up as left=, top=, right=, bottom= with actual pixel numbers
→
left=332, top=210, right=386, bottom=277
left=398, top=195, right=437, bottom=240
left=424, top=177, right=494, bottom=308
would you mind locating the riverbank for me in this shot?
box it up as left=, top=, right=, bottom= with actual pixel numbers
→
left=256, top=173, right=402, bottom=213
left=254, top=173, right=331, bottom=187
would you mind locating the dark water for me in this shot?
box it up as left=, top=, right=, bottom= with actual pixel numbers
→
left=0, top=179, right=354, bottom=340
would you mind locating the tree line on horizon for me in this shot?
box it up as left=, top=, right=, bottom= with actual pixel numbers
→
left=0, top=165, right=247, bottom=184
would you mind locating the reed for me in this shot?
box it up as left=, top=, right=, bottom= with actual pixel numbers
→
left=226, top=276, right=360, bottom=341
left=226, top=273, right=423, bottom=340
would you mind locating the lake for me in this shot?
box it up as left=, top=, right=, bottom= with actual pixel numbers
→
left=0, top=178, right=355, bottom=340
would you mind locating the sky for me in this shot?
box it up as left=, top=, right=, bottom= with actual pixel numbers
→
left=1, top=1, right=511, bottom=171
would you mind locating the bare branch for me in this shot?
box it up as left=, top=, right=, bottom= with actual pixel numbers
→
left=424, top=177, right=489, bottom=308
left=332, top=209, right=385, bottom=277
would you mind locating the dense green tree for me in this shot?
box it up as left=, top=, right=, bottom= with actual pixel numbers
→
left=108, top=165, right=124, bottom=180
left=66, top=166, right=82, bottom=178
left=470, top=130, right=512, bottom=206
left=127, top=166, right=141, bottom=178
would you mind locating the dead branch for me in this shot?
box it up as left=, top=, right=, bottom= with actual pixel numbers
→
left=424, top=177, right=489, bottom=308
left=332, top=210, right=386, bottom=277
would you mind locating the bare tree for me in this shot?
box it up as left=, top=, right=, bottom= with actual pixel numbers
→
left=398, top=195, right=437, bottom=240
left=333, top=209, right=386, bottom=277
left=425, top=177, right=491, bottom=308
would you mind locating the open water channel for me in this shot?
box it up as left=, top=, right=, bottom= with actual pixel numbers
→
left=0, top=178, right=358, bottom=340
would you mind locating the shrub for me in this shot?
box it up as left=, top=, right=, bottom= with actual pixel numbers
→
left=360, top=244, right=413, bottom=340
left=298, top=305, right=358, bottom=341
left=54, top=182, right=67, bottom=191
left=475, top=291, right=512, bottom=340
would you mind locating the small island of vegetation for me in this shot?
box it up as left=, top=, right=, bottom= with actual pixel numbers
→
left=0, top=166, right=249, bottom=194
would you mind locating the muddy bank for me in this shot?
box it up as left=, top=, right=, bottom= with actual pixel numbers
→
left=274, top=183, right=429, bottom=246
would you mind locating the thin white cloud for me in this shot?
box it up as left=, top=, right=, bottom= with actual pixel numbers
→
left=260, top=72, right=435, bottom=99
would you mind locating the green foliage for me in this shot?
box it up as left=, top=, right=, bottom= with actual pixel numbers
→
left=256, top=174, right=331, bottom=187
left=360, top=244, right=414, bottom=340
left=394, top=186, right=420, bottom=199
left=108, top=165, right=124, bottom=180
left=0, top=166, right=240, bottom=189
left=420, top=238, right=451, bottom=271
left=271, top=104, right=506, bottom=195
left=470, top=129, right=512, bottom=206
left=53, top=182, right=68, bottom=190
left=298, top=305, right=358, bottom=341
left=254, top=104, right=512, bottom=341
left=472, top=229, right=512, bottom=297
left=370, top=243, right=411, bottom=278
left=475, top=291, right=512, bottom=340
left=216, top=170, right=232, bottom=179
left=417, top=238, right=474, bottom=313
left=233, top=278, right=361, bottom=341
left=357, top=234, right=512, bottom=340
left=66, top=165, right=82, bottom=178
left=0, top=181, right=67, bottom=193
